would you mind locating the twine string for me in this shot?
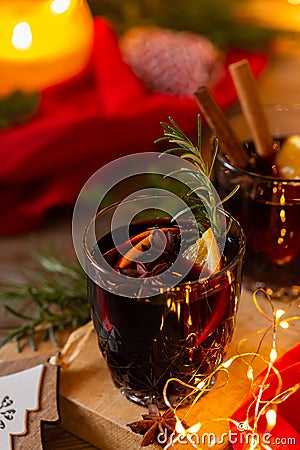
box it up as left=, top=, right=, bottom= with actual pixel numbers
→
left=49, top=320, right=94, bottom=369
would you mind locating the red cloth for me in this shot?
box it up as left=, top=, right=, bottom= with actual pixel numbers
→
left=0, top=18, right=268, bottom=235
left=230, top=343, right=300, bottom=449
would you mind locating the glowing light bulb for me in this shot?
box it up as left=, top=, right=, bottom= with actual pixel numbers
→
left=270, top=347, right=278, bottom=363
left=279, top=320, right=289, bottom=329
left=188, top=422, right=201, bottom=433
left=266, top=409, right=277, bottom=427
left=223, top=358, right=233, bottom=369
left=275, top=309, right=286, bottom=321
left=51, top=0, right=71, bottom=14
left=247, top=367, right=254, bottom=382
left=12, top=22, right=32, bottom=50
left=175, top=419, right=201, bottom=436
left=175, top=418, right=186, bottom=434
left=196, top=380, right=206, bottom=389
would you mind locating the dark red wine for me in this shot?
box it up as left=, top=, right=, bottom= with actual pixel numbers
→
left=87, top=219, right=243, bottom=407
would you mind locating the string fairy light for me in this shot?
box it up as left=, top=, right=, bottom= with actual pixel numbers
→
left=161, top=288, right=300, bottom=450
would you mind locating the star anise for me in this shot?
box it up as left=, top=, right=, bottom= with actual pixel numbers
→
left=127, top=404, right=182, bottom=447
left=116, top=228, right=179, bottom=279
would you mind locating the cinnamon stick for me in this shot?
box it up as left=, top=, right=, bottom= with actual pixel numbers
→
left=229, top=59, right=274, bottom=159
left=194, top=86, right=249, bottom=168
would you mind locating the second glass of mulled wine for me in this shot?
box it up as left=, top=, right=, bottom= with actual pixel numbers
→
left=215, top=104, right=300, bottom=299
left=83, top=194, right=245, bottom=408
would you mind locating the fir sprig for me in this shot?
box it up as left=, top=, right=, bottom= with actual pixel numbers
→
left=156, top=115, right=239, bottom=237
left=0, top=252, right=89, bottom=351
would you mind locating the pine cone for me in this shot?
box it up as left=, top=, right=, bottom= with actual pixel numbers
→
left=119, top=26, right=224, bottom=96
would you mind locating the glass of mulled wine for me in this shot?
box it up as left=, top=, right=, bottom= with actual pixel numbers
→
left=215, top=104, right=300, bottom=299
left=83, top=194, right=245, bottom=408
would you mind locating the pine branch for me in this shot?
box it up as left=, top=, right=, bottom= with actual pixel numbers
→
left=0, top=252, right=90, bottom=351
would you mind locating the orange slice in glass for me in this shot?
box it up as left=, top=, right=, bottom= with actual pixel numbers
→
left=182, top=227, right=222, bottom=275
left=116, top=227, right=179, bottom=269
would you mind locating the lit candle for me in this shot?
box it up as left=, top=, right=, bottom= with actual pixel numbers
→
left=0, top=0, right=94, bottom=97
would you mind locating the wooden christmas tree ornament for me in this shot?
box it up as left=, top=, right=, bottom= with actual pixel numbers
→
left=0, top=352, right=60, bottom=450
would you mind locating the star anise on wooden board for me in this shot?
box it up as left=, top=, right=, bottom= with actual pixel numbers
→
left=127, top=404, right=187, bottom=447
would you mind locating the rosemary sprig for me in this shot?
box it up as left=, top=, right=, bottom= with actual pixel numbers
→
left=156, top=114, right=239, bottom=236
left=0, top=251, right=89, bottom=351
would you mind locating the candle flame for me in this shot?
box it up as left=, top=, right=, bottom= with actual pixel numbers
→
left=12, top=22, right=32, bottom=50
left=51, top=0, right=71, bottom=14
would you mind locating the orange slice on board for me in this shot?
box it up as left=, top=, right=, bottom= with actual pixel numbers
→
left=182, top=227, right=222, bottom=274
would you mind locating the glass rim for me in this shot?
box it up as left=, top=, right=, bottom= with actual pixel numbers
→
left=216, top=154, right=300, bottom=183
left=218, top=102, right=300, bottom=183
left=83, top=195, right=246, bottom=289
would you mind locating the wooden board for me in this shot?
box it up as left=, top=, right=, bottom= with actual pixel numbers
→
left=43, top=425, right=98, bottom=450
left=0, top=288, right=298, bottom=450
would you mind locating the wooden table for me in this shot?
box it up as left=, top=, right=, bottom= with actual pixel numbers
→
left=1, top=48, right=300, bottom=450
